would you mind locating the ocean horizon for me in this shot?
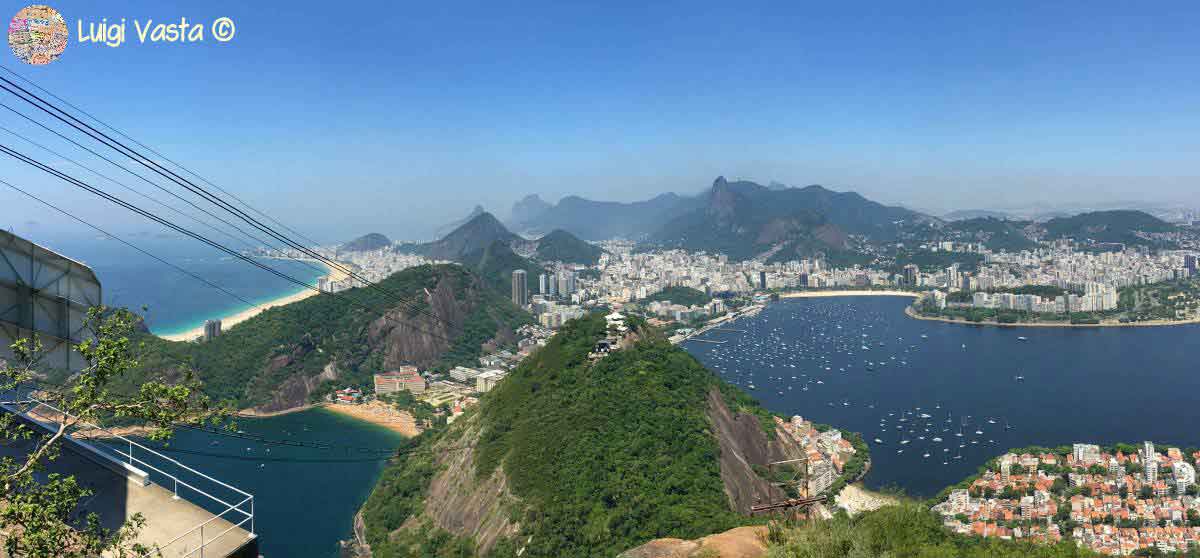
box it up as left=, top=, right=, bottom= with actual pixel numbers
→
left=32, top=232, right=328, bottom=336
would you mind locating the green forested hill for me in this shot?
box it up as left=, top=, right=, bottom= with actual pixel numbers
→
left=340, top=232, right=392, bottom=253
left=1042, top=210, right=1175, bottom=246
left=534, top=229, right=603, bottom=265
left=459, top=240, right=545, bottom=295
left=640, top=285, right=711, bottom=307
left=361, top=314, right=750, bottom=557
left=128, top=264, right=528, bottom=408
left=946, top=217, right=1036, bottom=251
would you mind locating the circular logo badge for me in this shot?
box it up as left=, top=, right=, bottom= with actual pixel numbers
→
left=9, top=5, right=68, bottom=66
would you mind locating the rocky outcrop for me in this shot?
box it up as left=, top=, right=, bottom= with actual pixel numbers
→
left=368, top=276, right=471, bottom=370
left=618, top=526, right=768, bottom=558
left=705, top=388, right=806, bottom=514
left=251, top=356, right=340, bottom=413
left=249, top=271, right=504, bottom=413
left=410, top=416, right=521, bottom=554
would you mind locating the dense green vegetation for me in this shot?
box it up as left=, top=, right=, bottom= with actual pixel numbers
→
left=1116, top=278, right=1200, bottom=322
left=361, top=313, right=861, bottom=557
left=534, top=229, right=604, bottom=265
left=945, top=217, right=1036, bottom=252
left=474, top=315, right=743, bottom=557
left=127, top=265, right=527, bottom=407
left=406, top=212, right=520, bottom=261
left=640, top=286, right=711, bottom=307
left=767, top=503, right=1102, bottom=558
left=458, top=240, right=546, bottom=297
left=360, top=431, right=461, bottom=557
left=1042, top=210, right=1175, bottom=246
left=340, top=232, right=392, bottom=252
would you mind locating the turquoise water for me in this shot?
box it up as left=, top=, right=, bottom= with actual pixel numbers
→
left=33, top=234, right=328, bottom=336
left=118, top=408, right=405, bottom=557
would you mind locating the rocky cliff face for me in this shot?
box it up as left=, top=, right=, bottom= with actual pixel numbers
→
left=414, top=416, right=521, bottom=554
left=247, top=272, right=504, bottom=413
left=252, top=358, right=341, bottom=414
left=367, top=412, right=521, bottom=556
left=368, top=278, right=470, bottom=371
left=705, top=388, right=807, bottom=514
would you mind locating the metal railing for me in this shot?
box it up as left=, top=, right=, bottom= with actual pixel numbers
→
left=0, top=384, right=255, bottom=557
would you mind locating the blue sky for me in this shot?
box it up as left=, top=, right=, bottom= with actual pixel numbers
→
left=2, top=0, right=1199, bottom=241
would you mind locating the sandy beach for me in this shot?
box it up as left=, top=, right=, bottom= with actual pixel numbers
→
left=779, top=290, right=921, bottom=299
left=159, top=259, right=351, bottom=342
left=237, top=403, right=325, bottom=418
left=835, top=484, right=899, bottom=516
left=322, top=401, right=419, bottom=437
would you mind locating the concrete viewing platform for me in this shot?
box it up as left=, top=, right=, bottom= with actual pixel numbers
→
left=0, top=403, right=259, bottom=558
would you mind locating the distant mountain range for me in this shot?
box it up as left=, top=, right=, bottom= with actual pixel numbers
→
left=510, top=176, right=930, bottom=262
left=510, top=192, right=703, bottom=240
left=651, top=177, right=930, bottom=261
left=396, top=211, right=605, bottom=294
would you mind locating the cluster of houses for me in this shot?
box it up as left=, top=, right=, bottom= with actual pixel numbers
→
left=775, top=415, right=858, bottom=496
left=642, top=299, right=726, bottom=323
left=933, top=442, right=1200, bottom=555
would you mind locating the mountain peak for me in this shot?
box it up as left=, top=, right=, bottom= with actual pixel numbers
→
left=707, top=176, right=741, bottom=220
left=510, top=194, right=552, bottom=225
left=340, top=232, right=391, bottom=252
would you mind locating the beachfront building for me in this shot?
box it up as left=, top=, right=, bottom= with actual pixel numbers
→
left=374, top=366, right=425, bottom=395
left=203, top=319, right=222, bottom=341
left=334, top=387, right=363, bottom=404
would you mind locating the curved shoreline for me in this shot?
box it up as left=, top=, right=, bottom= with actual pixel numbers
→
left=774, top=289, right=1200, bottom=329
left=903, top=305, right=1200, bottom=329
left=779, top=290, right=920, bottom=299
left=156, top=258, right=350, bottom=342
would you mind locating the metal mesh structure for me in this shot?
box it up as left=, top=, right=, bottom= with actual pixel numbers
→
left=0, top=229, right=101, bottom=372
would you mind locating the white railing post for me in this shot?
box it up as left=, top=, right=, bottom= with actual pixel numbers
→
left=9, top=388, right=256, bottom=557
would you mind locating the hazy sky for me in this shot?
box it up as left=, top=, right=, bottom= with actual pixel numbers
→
left=2, top=1, right=1199, bottom=242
